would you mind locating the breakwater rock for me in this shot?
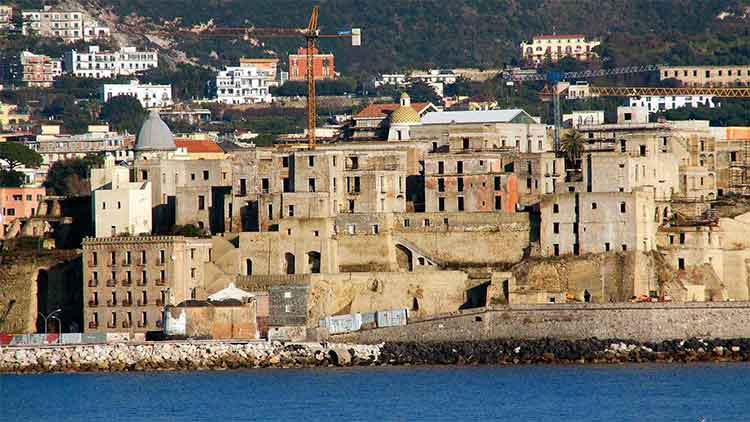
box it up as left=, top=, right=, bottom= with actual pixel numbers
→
left=380, top=338, right=750, bottom=365
left=0, top=342, right=382, bottom=374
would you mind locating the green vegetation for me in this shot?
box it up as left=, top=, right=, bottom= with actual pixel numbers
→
left=169, top=224, right=209, bottom=238
left=271, top=78, right=358, bottom=97
left=653, top=100, right=750, bottom=126
left=0, top=170, right=25, bottom=187
left=0, top=142, right=42, bottom=171
left=560, top=130, right=585, bottom=168
left=140, top=63, right=214, bottom=101
left=43, top=155, right=104, bottom=196
left=100, top=95, right=147, bottom=134
left=99, top=0, right=750, bottom=74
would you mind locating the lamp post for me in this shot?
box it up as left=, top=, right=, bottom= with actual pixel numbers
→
left=38, top=308, right=62, bottom=336
left=50, top=315, right=62, bottom=344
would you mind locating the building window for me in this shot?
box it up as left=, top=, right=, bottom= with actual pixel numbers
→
left=372, top=225, right=379, bottom=234
left=438, top=161, right=444, bottom=174
left=288, top=205, right=295, bottom=217
left=308, top=178, right=316, bottom=192
left=553, top=204, right=559, bottom=213
left=456, top=161, right=463, bottom=174
left=457, top=178, right=464, bottom=192
left=438, top=178, right=445, bottom=192
left=438, top=197, right=445, bottom=211
left=457, top=197, right=465, bottom=211
left=203, top=170, right=209, bottom=180
left=308, top=156, right=315, bottom=167
left=403, top=219, right=410, bottom=228
left=495, top=196, right=502, bottom=210
left=553, top=244, right=560, bottom=256
left=620, top=202, right=626, bottom=213
left=678, top=258, right=685, bottom=270
left=494, top=176, right=501, bottom=191
left=198, top=195, right=205, bottom=210
left=282, top=157, right=289, bottom=168
left=553, top=222, right=559, bottom=234
left=605, top=242, right=611, bottom=252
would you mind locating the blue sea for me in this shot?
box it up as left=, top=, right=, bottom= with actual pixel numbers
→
left=2, top=363, right=748, bottom=421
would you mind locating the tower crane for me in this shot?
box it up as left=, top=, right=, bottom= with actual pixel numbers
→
left=162, top=6, right=361, bottom=149
left=503, top=65, right=750, bottom=153
left=502, top=65, right=659, bottom=152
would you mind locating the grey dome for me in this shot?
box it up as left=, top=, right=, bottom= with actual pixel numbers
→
left=135, top=111, right=176, bottom=151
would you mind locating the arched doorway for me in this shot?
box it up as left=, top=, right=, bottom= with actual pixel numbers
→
left=395, top=245, right=413, bottom=272
left=307, top=251, right=321, bottom=274
left=284, top=253, right=296, bottom=275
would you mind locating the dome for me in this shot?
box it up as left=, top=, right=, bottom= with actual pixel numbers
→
left=390, top=105, right=421, bottom=125
left=135, top=111, right=176, bottom=151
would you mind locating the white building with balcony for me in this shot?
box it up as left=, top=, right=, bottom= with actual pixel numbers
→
left=628, top=95, right=717, bottom=114
left=65, top=46, right=158, bottom=79
left=101, top=80, right=173, bottom=109
left=21, top=6, right=109, bottom=43
left=215, top=65, right=273, bottom=104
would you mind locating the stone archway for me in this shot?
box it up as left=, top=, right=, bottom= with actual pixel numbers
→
left=395, top=244, right=413, bottom=272
left=307, top=251, right=321, bottom=274
left=284, top=253, right=296, bottom=275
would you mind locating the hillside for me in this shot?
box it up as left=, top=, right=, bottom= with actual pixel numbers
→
left=91, top=0, right=750, bottom=74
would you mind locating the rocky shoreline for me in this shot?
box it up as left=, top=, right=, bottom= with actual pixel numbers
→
left=3, top=338, right=750, bottom=374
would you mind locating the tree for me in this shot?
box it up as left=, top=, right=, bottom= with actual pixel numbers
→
left=443, top=77, right=477, bottom=98
left=561, top=129, right=585, bottom=168
left=0, top=142, right=43, bottom=170
left=43, top=155, right=103, bottom=196
left=401, top=80, right=441, bottom=104
left=100, top=95, right=146, bottom=134
left=0, top=170, right=24, bottom=187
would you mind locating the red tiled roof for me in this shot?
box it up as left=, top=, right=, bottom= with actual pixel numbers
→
left=175, top=139, right=224, bottom=154
left=533, top=34, right=586, bottom=40
left=354, top=102, right=432, bottom=120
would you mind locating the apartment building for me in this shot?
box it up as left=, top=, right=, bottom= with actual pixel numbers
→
left=215, top=65, right=273, bottom=104
left=239, top=58, right=280, bottom=86
left=659, top=65, right=750, bottom=87
left=288, top=47, right=334, bottom=81
left=64, top=46, right=158, bottom=79
left=22, top=6, right=109, bottom=43
left=628, top=95, right=717, bottom=113
left=100, top=80, right=173, bottom=108
left=29, top=124, right=133, bottom=167
left=520, top=34, right=600, bottom=65
left=82, top=236, right=212, bottom=334
left=20, top=51, right=62, bottom=88
left=0, top=5, right=13, bottom=28
left=0, top=187, right=44, bottom=238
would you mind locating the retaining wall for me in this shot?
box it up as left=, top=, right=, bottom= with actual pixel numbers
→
left=334, top=302, right=750, bottom=343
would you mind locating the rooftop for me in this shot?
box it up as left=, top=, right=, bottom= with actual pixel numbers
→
left=421, top=109, right=535, bottom=125
left=175, top=139, right=224, bottom=154
left=532, top=34, right=587, bottom=40
left=354, top=102, right=433, bottom=120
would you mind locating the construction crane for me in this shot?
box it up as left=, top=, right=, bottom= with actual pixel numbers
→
left=502, top=65, right=659, bottom=152
left=165, top=6, right=361, bottom=149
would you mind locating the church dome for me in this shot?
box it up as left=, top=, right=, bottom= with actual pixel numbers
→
left=135, top=111, right=176, bottom=151
left=390, top=105, right=421, bottom=125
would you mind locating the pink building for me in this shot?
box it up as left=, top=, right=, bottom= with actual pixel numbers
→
left=0, top=187, right=44, bottom=236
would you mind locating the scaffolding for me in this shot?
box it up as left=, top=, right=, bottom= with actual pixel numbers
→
left=729, top=140, right=750, bottom=196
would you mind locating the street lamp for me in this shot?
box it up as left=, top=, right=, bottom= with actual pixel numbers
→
left=50, top=315, right=62, bottom=344
left=38, top=308, right=62, bottom=336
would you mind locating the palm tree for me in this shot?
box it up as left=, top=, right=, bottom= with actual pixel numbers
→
left=561, top=129, right=585, bottom=168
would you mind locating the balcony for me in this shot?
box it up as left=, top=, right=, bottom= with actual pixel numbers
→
left=88, top=279, right=98, bottom=287
left=155, top=299, right=165, bottom=307
left=121, top=300, right=133, bottom=307
left=106, top=299, right=116, bottom=307
left=88, top=300, right=99, bottom=307
left=121, top=280, right=132, bottom=287
left=155, top=279, right=166, bottom=286
left=137, top=299, right=148, bottom=307
left=122, top=321, right=131, bottom=329
left=88, top=321, right=98, bottom=329
left=106, top=321, right=116, bottom=329
left=122, top=259, right=131, bottom=266
left=137, top=280, right=147, bottom=286
left=106, top=279, right=116, bottom=287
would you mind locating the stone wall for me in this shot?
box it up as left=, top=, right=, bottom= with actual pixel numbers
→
left=334, top=302, right=750, bottom=343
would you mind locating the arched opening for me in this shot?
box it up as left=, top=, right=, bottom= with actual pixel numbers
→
left=412, top=297, right=419, bottom=311
left=307, top=251, right=321, bottom=274
left=246, top=259, right=253, bottom=276
left=395, top=244, right=413, bottom=272
left=284, top=253, right=296, bottom=275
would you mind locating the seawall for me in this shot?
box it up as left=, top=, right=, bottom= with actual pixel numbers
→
left=333, top=302, right=750, bottom=343
left=0, top=342, right=381, bottom=374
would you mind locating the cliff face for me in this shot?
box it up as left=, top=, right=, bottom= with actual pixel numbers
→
left=0, top=251, right=81, bottom=334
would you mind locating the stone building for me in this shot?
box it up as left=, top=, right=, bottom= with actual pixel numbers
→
left=423, top=152, right=519, bottom=213
left=659, top=65, right=750, bottom=87
left=540, top=189, right=658, bottom=256
left=90, top=157, right=151, bottom=238
left=82, top=235, right=212, bottom=334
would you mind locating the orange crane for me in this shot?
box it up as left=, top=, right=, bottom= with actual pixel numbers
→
left=166, top=6, right=361, bottom=149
